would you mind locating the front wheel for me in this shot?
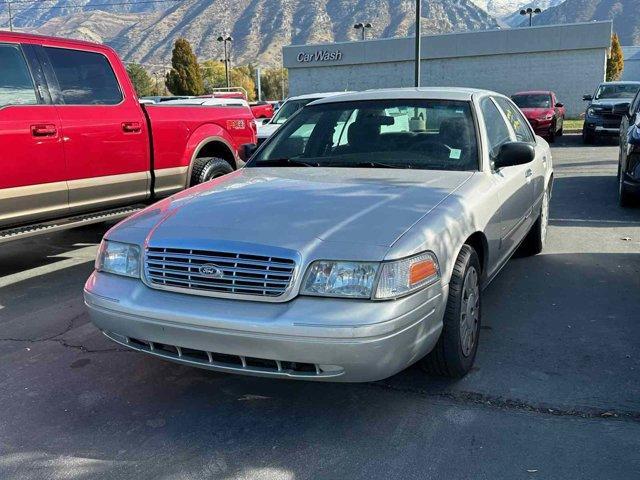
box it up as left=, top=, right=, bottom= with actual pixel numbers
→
left=520, top=188, right=549, bottom=256
left=619, top=169, right=635, bottom=207
left=582, top=128, right=595, bottom=145
left=421, top=245, right=481, bottom=378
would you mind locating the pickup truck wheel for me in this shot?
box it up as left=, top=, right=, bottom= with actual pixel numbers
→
left=520, top=188, right=549, bottom=256
left=582, top=128, right=595, bottom=145
left=190, top=157, right=233, bottom=186
left=421, top=245, right=481, bottom=378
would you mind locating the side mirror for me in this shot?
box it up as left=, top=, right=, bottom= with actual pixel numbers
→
left=555, top=102, right=564, bottom=108
left=238, top=143, right=257, bottom=162
left=493, top=142, right=536, bottom=170
left=612, top=103, right=630, bottom=116
left=583, top=94, right=593, bottom=101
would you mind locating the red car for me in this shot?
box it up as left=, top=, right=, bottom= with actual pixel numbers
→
left=511, top=91, right=565, bottom=142
left=249, top=101, right=275, bottom=119
left=0, top=31, right=256, bottom=242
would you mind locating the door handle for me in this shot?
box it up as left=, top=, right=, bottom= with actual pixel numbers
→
left=122, top=122, right=142, bottom=133
left=525, top=169, right=533, bottom=181
left=31, top=124, right=57, bottom=137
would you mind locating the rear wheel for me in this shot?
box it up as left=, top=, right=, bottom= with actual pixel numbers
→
left=190, top=157, right=233, bottom=186
left=421, top=245, right=481, bottom=378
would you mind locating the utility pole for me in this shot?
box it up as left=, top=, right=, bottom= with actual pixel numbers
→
left=217, top=34, right=233, bottom=88
left=6, top=0, right=13, bottom=31
left=256, top=66, right=262, bottom=101
left=414, top=0, right=421, bottom=87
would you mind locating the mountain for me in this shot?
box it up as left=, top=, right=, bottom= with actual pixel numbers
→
left=527, top=0, right=640, bottom=44
left=2, top=0, right=499, bottom=69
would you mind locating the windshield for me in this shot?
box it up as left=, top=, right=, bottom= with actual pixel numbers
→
left=271, top=98, right=316, bottom=124
left=248, top=99, right=478, bottom=171
left=594, top=84, right=640, bottom=100
left=512, top=94, right=552, bottom=109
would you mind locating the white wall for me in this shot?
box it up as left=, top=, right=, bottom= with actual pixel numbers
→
left=289, top=49, right=606, bottom=118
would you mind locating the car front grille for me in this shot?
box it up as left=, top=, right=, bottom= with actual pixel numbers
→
left=145, top=247, right=296, bottom=297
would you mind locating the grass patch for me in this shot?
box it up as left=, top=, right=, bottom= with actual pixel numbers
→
left=563, top=119, right=584, bottom=131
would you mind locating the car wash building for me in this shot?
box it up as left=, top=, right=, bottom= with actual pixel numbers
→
left=283, top=21, right=613, bottom=118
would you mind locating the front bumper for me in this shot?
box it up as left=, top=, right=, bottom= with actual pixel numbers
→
left=84, top=272, right=446, bottom=382
left=584, top=117, right=621, bottom=136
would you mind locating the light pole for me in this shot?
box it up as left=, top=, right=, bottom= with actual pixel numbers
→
left=5, top=0, right=13, bottom=31
left=414, top=0, right=421, bottom=87
left=217, top=34, right=233, bottom=87
left=353, top=22, right=372, bottom=41
left=519, top=7, right=541, bottom=27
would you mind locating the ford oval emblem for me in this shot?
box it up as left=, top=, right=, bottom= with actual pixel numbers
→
left=199, top=264, right=224, bottom=278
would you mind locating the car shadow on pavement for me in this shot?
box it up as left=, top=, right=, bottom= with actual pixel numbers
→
left=551, top=133, right=618, bottom=149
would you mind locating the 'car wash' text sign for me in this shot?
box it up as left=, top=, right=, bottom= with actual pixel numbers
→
left=297, top=50, right=343, bottom=63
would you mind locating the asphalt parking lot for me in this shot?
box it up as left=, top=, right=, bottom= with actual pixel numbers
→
left=1, top=134, right=639, bottom=480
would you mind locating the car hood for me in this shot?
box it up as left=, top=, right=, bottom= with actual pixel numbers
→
left=256, top=122, right=281, bottom=138
left=117, top=168, right=474, bottom=252
left=519, top=108, right=554, bottom=119
left=590, top=98, right=632, bottom=107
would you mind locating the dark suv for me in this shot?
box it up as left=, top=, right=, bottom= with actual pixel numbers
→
left=582, top=81, right=640, bottom=144
left=618, top=89, right=640, bottom=206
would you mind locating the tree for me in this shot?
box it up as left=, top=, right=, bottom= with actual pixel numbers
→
left=260, top=68, right=288, bottom=100
left=200, top=61, right=256, bottom=101
left=126, top=63, right=155, bottom=97
left=230, top=65, right=256, bottom=102
left=606, top=33, right=624, bottom=81
left=201, top=60, right=227, bottom=93
left=165, top=38, right=204, bottom=96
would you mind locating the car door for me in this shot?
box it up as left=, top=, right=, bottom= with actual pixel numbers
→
left=481, top=97, right=533, bottom=255
left=620, top=91, right=640, bottom=173
left=0, top=42, right=67, bottom=229
left=42, top=45, right=149, bottom=214
left=494, top=96, right=544, bottom=210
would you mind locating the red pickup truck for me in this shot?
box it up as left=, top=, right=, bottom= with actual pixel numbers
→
left=0, top=31, right=256, bottom=242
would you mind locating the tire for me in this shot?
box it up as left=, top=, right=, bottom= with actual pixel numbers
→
left=190, top=157, right=233, bottom=186
left=557, top=122, right=564, bottom=137
left=421, top=245, right=481, bottom=378
left=547, top=123, right=556, bottom=143
left=582, top=128, right=595, bottom=145
left=618, top=168, right=635, bottom=208
left=520, top=187, right=549, bottom=256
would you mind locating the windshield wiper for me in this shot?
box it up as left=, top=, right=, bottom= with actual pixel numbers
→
left=354, top=161, right=407, bottom=169
left=256, top=158, right=317, bottom=167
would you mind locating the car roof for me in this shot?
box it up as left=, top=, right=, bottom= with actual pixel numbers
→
left=0, top=29, right=113, bottom=52
left=286, top=91, right=353, bottom=101
left=309, top=87, right=499, bottom=105
left=512, top=91, right=554, bottom=95
left=599, top=81, right=640, bottom=85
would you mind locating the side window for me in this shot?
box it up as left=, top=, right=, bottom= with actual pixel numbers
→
left=0, top=44, right=38, bottom=107
left=44, top=47, right=122, bottom=105
left=494, top=97, right=535, bottom=143
left=480, top=97, right=512, bottom=154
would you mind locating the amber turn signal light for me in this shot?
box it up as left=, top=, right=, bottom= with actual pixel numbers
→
left=409, top=259, right=438, bottom=286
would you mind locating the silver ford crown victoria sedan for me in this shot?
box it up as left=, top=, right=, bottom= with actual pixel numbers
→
left=84, top=88, right=553, bottom=382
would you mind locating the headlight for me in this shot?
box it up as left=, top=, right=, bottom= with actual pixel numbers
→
left=587, top=107, right=596, bottom=117
left=538, top=113, right=553, bottom=121
left=375, top=252, right=440, bottom=299
left=301, top=261, right=378, bottom=298
left=300, top=252, right=440, bottom=300
left=95, top=240, right=141, bottom=278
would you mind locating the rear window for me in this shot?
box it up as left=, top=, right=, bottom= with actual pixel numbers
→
left=0, top=44, right=38, bottom=107
left=45, top=47, right=123, bottom=105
